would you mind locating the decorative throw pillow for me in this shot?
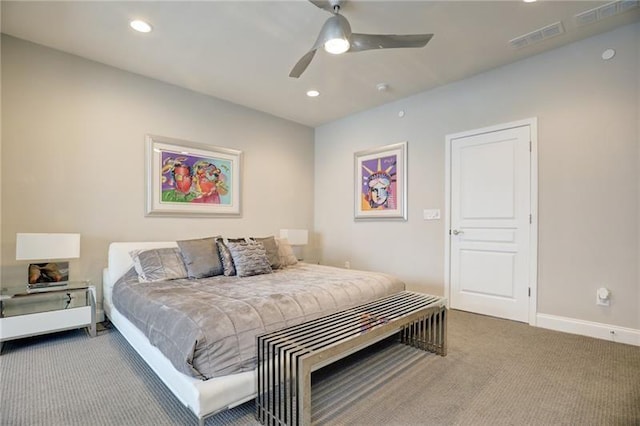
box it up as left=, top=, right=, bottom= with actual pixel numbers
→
left=177, top=237, right=223, bottom=279
left=216, top=239, right=236, bottom=276
left=252, top=236, right=281, bottom=269
left=226, top=241, right=273, bottom=277
left=129, top=248, right=188, bottom=283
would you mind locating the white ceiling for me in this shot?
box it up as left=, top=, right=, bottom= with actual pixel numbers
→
left=2, top=1, right=639, bottom=127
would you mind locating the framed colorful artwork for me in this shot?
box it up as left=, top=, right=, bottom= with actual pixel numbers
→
left=145, top=134, right=242, bottom=217
left=354, top=141, right=407, bottom=220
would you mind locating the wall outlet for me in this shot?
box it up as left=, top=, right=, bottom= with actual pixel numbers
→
left=344, top=261, right=351, bottom=269
left=596, top=287, right=611, bottom=306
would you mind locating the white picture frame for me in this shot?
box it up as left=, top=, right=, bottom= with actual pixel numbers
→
left=354, top=141, right=407, bottom=221
left=145, top=134, right=242, bottom=217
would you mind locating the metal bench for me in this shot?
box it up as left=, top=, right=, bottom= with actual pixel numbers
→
left=256, top=291, right=447, bottom=425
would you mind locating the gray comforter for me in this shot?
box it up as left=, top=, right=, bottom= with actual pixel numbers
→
left=112, top=263, right=405, bottom=380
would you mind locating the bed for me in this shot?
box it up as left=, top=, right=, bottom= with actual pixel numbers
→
left=102, top=240, right=405, bottom=424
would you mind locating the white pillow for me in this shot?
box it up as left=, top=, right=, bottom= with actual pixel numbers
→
left=277, top=238, right=298, bottom=267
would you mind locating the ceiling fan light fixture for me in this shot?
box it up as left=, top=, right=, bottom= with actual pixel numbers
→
left=321, top=14, right=351, bottom=54
left=324, top=37, right=350, bottom=54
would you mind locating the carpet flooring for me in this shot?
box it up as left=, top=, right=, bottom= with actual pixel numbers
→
left=1, top=310, right=639, bottom=425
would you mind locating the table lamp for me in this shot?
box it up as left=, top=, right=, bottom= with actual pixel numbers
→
left=16, top=233, right=81, bottom=289
left=279, top=229, right=308, bottom=261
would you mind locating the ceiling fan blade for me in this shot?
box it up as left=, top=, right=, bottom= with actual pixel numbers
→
left=289, top=49, right=318, bottom=78
left=349, top=33, right=433, bottom=52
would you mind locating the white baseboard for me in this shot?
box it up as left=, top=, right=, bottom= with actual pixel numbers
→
left=536, top=313, right=640, bottom=347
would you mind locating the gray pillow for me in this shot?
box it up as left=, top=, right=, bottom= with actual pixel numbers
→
left=129, top=247, right=188, bottom=283
left=252, top=236, right=281, bottom=269
left=226, top=241, right=273, bottom=277
left=177, top=237, right=223, bottom=279
left=216, top=239, right=236, bottom=276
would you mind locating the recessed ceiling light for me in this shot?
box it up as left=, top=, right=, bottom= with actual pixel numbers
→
left=130, top=20, right=152, bottom=33
left=306, top=90, right=320, bottom=97
left=523, top=0, right=537, bottom=3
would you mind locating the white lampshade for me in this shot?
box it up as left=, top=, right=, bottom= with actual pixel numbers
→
left=16, top=233, right=81, bottom=261
left=279, top=229, right=308, bottom=246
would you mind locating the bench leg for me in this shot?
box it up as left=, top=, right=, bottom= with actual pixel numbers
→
left=297, top=361, right=312, bottom=426
left=440, top=308, right=447, bottom=356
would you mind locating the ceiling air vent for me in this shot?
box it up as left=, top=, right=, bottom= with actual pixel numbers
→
left=509, top=21, right=565, bottom=49
left=575, top=0, right=639, bottom=26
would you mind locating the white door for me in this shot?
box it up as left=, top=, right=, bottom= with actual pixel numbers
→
left=449, top=124, right=532, bottom=322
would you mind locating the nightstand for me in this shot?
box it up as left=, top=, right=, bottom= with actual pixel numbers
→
left=0, top=281, right=96, bottom=354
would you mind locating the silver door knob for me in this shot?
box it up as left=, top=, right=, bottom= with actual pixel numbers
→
left=452, top=229, right=464, bottom=235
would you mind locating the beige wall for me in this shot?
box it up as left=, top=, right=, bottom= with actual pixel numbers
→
left=1, top=36, right=315, bottom=308
left=314, top=23, right=640, bottom=329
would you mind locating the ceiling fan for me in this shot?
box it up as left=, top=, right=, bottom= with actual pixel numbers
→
left=289, top=0, right=434, bottom=78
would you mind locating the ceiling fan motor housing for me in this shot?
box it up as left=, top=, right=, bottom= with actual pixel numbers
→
left=321, top=14, right=352, bottom=48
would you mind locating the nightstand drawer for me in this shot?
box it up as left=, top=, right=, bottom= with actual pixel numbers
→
left=0, top=306, right=92, bottom=341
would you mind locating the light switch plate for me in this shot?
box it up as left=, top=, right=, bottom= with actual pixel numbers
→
left=423, top=209, right=441, bottom=220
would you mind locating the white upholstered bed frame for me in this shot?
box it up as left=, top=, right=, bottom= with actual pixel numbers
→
left=102, top=242, right=256, bottom=425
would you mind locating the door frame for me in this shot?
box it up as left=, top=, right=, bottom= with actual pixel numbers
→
left=444, top=117, right=539, bottom=325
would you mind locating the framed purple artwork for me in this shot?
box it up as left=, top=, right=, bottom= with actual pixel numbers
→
left=354, top=141, right=407, bottom=220
left=145, top=135, right=242, bottom=217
